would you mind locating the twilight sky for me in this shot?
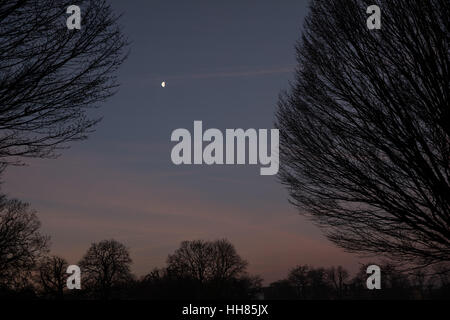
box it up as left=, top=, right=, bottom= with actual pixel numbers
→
left=4, top=0, right=364, bottom=284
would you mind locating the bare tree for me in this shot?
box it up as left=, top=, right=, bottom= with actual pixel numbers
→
left=164, top=239, right=255, bottom=298
left=276, top=0, right=449, bottom=267
left=167, top=240, right=213, bottom=283
left=37, top=255, right=68, bottom=300
left=0, top=0, right=128, bottom=167
left=287, top=265, right=310, bottom=299
left=0, top=195, right=49, bottom=289
left=211, top=239, right=249, bottom=282
left=167, top=239, right=248, bottom=284
left=79, top=239, right=132, bottom=300
left=327, top=266, right=349, bottom=298
left=288, top=265, right=343, bottom=299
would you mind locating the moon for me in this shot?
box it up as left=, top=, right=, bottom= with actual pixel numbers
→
left=161, top=81, right=166, bottom=88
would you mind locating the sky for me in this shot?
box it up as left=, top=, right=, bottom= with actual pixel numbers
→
left=3, top=0, right=365, bottom=284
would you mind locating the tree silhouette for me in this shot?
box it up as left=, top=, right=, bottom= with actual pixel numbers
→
left=167, top=239, right=248, bottom=283
left=268, top=262, right=450, bottom=300
left=79, top=239, right=132, bottom=300
left=268, top=264, right=351, bottom=300
left=276, top=0, right=449, bottom=266
left=287, top=265, right=309, bottom=299
left=36, top=255, right=68, bottom=300
left=0, top=195, right=48, bottom=289
left=0, top=0, right=128, bottom=168
left=167, top=240, right=212, bottom=284
left=327, top=266, right=350, bottom=299
left=165, top=239, right=254, bottom=298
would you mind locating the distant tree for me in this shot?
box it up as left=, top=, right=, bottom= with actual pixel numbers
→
left=311, top=267, right=329, bottom=298
left=167, top=239, right=248, bottom=283
left=211, top=239, right=249, bottom=282
left=382, top=264, right=411, bottom=291
left=287, top=265, right=310, bottom=299
left=221, top=274, right=263, bottom=299
left=166, top=239, right=255, bottom=298
left=270, top=263, right=450, bottom=300
left=327, top=266, right=350, bottom=299
left=167, top=240, right=213, bottom=284
left=0, top=0, right=128, bottom=168
left=285, top=265, right=349, bottom=299
left=276, top=0, right=449, bottom=266
left=304, top=267, right=331, bottom=299
left=79, top=239, right=132, bottom=300
left=0, top=195, right=48, bottom=289
left=137, top=267, right=199, bottom=300
left=37, top=255, right=68, bottom=300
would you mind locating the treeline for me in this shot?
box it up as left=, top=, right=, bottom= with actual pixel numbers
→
left=266, top=264, right=450, bottom=300
left=0, top=195, right=449, bottom=300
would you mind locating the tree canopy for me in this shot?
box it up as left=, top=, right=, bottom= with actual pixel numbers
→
left=276, top=0, right=449, bottom=266
left=0, top=0, right=128, bottom=168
